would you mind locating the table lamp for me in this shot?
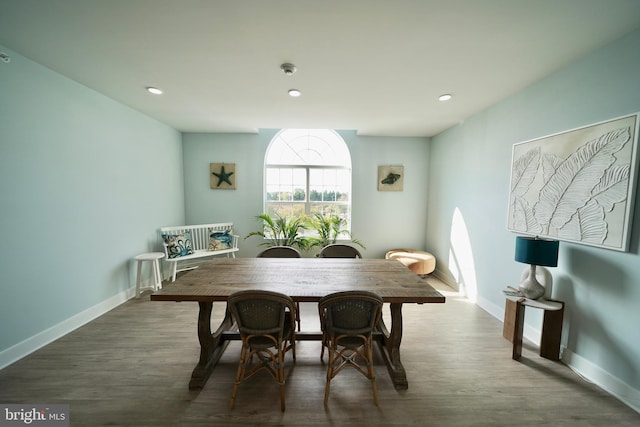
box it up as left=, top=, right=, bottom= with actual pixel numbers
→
left=515, top=236, right=559, bottom=300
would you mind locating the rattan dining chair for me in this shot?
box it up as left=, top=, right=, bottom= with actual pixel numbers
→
left=227, top=290, right=297, bottom=412
left=318, top=243, right=362, bottom=258
left=257, top=246, right=303, bottom=258
left=256, top=245, right=303, bottom=330
left=318, top=290, right=383, bottom=406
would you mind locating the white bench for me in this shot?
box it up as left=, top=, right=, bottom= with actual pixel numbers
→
left=159, top=223, right=239, bottom=282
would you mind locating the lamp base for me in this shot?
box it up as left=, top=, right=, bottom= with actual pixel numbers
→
left=519, top=265, right=553, bottom=299
left=518, top=265, right=545, bottom=300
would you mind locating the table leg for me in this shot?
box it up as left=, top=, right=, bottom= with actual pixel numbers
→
left=189, top=301, right=233, bottom=389
left=540, top=301, right=564, bottom=360
left=506, top=299, right=525, bottom=360
left=376, top=303, right=408, bottom=390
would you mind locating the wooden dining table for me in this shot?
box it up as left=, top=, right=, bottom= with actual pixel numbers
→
left=150, top=257, right=445, bottom=390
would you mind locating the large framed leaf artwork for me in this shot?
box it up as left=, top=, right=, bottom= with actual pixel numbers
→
left=508, top=113, right=640, bottom=251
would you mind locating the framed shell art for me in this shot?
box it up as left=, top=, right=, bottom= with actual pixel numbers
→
left=378, top=165, right=404, bottom=191
left=507, top=113, right=640, bottom=252
left=210, top=163, right=236, bottom=190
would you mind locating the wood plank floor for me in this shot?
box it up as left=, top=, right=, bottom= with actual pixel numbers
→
left=1, top=278, right=638, bottom=426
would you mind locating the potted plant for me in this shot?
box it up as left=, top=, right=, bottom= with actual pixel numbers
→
left=303, top=213, right=365, bottom=251
left=245, top=213, right=308, bottom=249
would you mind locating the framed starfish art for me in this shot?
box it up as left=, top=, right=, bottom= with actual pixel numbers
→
left=210, top=163, right=236, bottom=190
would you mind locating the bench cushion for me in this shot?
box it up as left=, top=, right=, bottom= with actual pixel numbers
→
left=162, top=232, right=194, bottom=259
left=208, top=230, right=233, bottom=251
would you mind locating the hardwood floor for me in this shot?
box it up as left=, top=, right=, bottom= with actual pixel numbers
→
left=1, top=278, right=638, bottom=426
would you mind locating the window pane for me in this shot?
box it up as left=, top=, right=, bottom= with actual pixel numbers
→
left=309, top=203, right=351, bottom=238
left=266, top=203, right=306, bottom=218
left=266, top=129, right=351, bottom=166
left=309, top=168, right=350, bottom=202
left=266, top=167, right=306, bottom=202
left=310, top=203, right=348, bottom=217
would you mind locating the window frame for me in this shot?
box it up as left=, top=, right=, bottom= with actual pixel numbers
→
left=264, top=129, right=353, bottom=234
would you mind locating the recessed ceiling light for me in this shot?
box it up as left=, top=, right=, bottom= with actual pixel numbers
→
left=146, top=87, right=163, bottom=95
left=288, top=89, right=301, bottom=97
left=438, top=94, right=452, bottom=101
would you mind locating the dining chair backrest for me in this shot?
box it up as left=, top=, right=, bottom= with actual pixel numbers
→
left=228, top=290, right=295, bottom=339
left=319, top=291, right=383, bottom=337
left=257, top=246, right=302, bottom=258
left=318, top=244, right=362, bottom=258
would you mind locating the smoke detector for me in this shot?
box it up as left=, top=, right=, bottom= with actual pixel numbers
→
left=281, top=63, right=296, bottom=76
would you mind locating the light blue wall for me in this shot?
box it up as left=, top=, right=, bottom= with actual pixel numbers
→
left=427, top=29, right=640, bottom=406
left=7, top=23, right=636, bottom=410
left=182, top=130, right=430, bottom=258
left=182, top=131, right=267, bottom=248
left=0, top=46, right=184, bottom=357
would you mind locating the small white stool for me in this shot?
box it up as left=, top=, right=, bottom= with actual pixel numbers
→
left=134, top=252, right=165, bottom=298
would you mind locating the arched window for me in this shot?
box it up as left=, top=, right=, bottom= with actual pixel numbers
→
left=265, top=129, right=352, bottom=232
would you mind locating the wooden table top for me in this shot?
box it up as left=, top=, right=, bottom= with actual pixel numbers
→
left=151, top=258, right=446, bottom=304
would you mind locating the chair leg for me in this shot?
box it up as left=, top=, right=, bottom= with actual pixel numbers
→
left=278, top=347, right=286, bottom=412
left=295, top=302, right=301, bottom=331
left=290, top=334, right=296, bottom=362
left=366, top=342, right=379, bottom=406
left=170, top=262, right=177, bottom=282
left=229, top=343, right=249, bottom=410
left=324, top=344, right=334, bottom=405
left=323, top=339, right=379, bottom=406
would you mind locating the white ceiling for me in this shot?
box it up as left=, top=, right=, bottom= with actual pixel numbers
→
left=1, top=0, right=640, bottom=137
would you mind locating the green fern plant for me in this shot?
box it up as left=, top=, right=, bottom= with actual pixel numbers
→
left=303, top=213, right=365, bottom=250
left=245, top=213, right=308, bottom=248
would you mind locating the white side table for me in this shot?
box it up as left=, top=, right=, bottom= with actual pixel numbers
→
left=135, top=252, right=165, bottom=298
left=502, top=293, right=564, bottom=361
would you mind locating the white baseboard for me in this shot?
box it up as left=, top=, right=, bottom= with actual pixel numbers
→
left=562, top=348, right=640, bottom=413
left=478, top=296, right=639, bottom=414
left=431, top=268, right=459, bottom=292
left=0, top=287, right=135, bottom=370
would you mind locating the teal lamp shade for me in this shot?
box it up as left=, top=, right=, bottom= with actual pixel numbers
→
left=515, top=237, right=559, bottom=267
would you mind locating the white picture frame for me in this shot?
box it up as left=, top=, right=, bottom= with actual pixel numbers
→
left=507, top=113, right=640, bottom=252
